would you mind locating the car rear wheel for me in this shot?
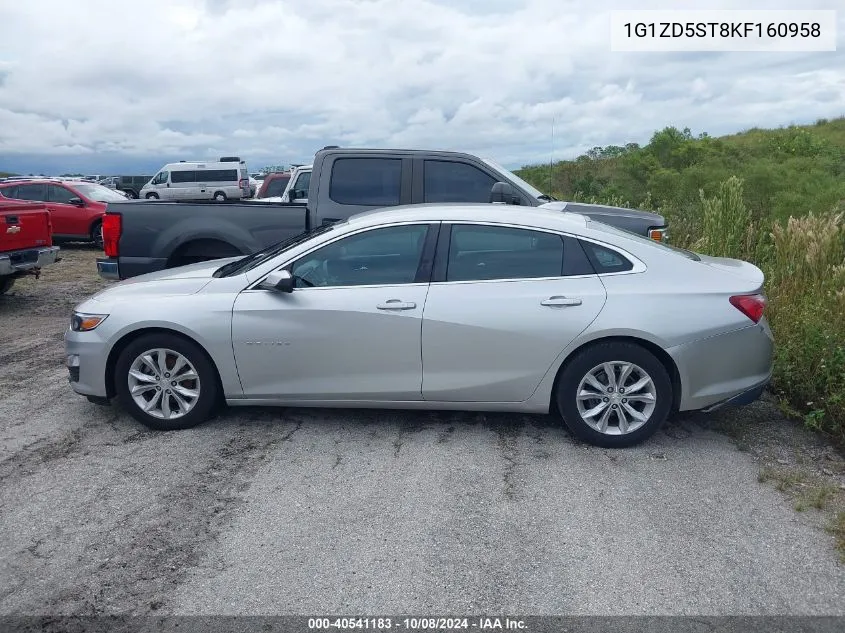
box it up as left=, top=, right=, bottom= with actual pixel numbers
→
left=114, top=333, right=219, bottom=431
left=213, top=191, right=227, bottom=202
left=123, top=189, right=138, bottom=199
left=145, top=192, right=159, bottom=199
left=555, top=342, right=672, bottom=448
left=0, top=276, right=14, bottom=295
left=91, top=221, right=103, bottom=249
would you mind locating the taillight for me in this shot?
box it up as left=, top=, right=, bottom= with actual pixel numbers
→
left=730, top=293, right=766, bottom=323
left=649, top=227, right=668, bottom=242
left=102, top=214, right=121, bottom=258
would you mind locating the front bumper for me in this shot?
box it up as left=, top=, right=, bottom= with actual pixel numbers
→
left=65, top=329, right=110, bottom=398
left=0, top=246, right=60, bottom=276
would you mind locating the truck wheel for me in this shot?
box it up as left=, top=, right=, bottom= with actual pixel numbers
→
left=123, top=189, right=138, bottom=199
left=145, top=192, right=159, bottom=200
left=91, top=221, right=104, bottom=249
left=213, top=191, right=227, bottom=202
left=0, top=276, right=14, bottom=296
left=114, top=333, right=220, bottom=431
left=555, top=342, right=672, bottom=448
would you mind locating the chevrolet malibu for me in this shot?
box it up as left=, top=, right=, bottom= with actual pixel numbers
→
left=65, top=204, right=774, bottom=448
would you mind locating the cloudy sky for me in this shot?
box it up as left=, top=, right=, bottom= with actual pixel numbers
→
left=0, top=0, right=843, bottom=175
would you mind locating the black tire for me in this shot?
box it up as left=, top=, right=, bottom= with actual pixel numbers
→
left=145, top=192, right=159, bottom=199
left=213, top=191, right=227, bottom=202
left=114, top=333, right=220, bottom=431
left=123, top=189, right=138, bottom=199
left=555, top=341, right=672, bottom=448
left=90, top=220, right=103, bottom=249
left=0, top=276, right=14, bottom=295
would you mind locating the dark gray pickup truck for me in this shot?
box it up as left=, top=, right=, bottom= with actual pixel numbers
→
left=97, top=147, right=668, bottom=280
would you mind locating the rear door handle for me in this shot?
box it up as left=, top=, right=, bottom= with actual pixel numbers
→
left=377, top=299, right=417, bottom=311
left=541, top=296, right=582, bottom=307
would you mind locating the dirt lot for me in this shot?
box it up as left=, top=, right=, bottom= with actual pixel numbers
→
left=1, top=246, right=844, bottom=616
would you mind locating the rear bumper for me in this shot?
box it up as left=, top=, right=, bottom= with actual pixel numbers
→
left=0, top=246, right=60, bottom=276
left=669, top=319, right=774, bottom=412
left=97, top=256, right=167, bottom=280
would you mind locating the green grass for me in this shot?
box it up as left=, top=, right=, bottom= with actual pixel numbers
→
left=518, top=119, right=845, bottom=443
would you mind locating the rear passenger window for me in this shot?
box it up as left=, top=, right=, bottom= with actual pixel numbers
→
left=11, top=184, right=46, bottom=201
left=580, top=240, right=634, bottom=273
left=329, top=158, right=401, bottom=206
left=424, top=160, right=497, bottom=203
left=171, top=171, right=196, bottom=183
left=446, top=225, right=564, bottom=282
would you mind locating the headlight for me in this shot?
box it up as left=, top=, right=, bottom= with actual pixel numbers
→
left=71, top=312, right=109, bottom=331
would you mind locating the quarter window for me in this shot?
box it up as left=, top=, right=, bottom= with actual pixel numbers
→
left=291, top=224, right=429, bottom=288
left=329, top=158, right=401, bottom=206
left=580, top=240, right=634, bottom=273
left=10, top=184, right=46, bottom=201
left=424, top=160, right=498, bottom=203
left=446, top=224, right=564, bottom=282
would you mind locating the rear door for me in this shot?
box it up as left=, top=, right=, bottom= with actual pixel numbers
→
left=421, top=223, right=607, bottom=402
left=313, top=155, right=412, bottom=224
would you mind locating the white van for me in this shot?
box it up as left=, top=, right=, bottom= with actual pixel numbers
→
left=140, top=158, right=250, bottom=201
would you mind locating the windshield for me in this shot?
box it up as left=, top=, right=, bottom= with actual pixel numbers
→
left=214, top=222, right=339, bottom=277
left=482, top=158, right=550, bottom=200
left=74, top=183, right=128, bottom=202
left=590, top=222, right=701, bottom=261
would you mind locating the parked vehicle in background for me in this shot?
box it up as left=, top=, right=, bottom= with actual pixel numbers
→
left=83, top=175, right=104, bottom=183
left=103, top=175, right=153, bottom=198
left=253, top=171, right=291, bottom=199
left=139, top=157, right=250, bottom=201
left=68, top=203, right=772, bottom=448
left=0, top=200, right=60, bottom=295
left=280, top=164, right=311, bottom=203
left=0, top=179, right=129, bottom=248
left=96, top=146, right=668, bottom=279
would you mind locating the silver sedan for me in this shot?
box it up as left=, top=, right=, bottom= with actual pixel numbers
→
left=65, top=204, right=774, bottom=447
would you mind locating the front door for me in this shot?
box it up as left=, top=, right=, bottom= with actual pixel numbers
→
left=231, top=223, right=436, bottom=400
left=46, top=184, right=84, bottom=236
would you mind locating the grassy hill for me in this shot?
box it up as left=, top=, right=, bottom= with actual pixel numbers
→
left=519, top=118, right=845, bottom=443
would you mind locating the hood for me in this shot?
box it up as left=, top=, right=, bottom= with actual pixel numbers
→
left=86, top=257, right=241, bottom=303
left=696, top=254, right=764, bottom=288
left=539, top=201, right=664, bottom=225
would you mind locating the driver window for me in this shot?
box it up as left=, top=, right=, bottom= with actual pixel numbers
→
left=48, top=185, right=78, bottom=204
left=153, top=172, right=168, bottom=185
left=290, top=224, right=429, bottom=288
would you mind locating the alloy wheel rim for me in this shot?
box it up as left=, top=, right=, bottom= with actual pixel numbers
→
left=127, top=348, right=201, bottom=420
left=575, top=361, right=656, bottom=435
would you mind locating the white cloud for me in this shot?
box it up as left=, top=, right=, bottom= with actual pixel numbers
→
left=0, top=0, right=843, bottom=172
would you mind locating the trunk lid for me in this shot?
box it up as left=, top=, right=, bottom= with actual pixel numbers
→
left=0, top=203, right=52, bottom=252
left=696, top=254, right=764, bottom=290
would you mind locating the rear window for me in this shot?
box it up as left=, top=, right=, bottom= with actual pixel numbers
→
left=263, top=175, right=290, bottom=197
left=329, top=158, right=401, bottom=206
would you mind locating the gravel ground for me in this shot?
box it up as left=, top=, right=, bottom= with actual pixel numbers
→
left=0, top=246, right=843, bottom=617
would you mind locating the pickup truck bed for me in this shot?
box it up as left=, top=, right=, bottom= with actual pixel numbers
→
left=0, top=201, right=61, bottom=295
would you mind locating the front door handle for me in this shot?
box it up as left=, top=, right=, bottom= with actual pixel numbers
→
left=541, top=296, right=582, bottom=307
left=377, top=299, right=417, bottom=311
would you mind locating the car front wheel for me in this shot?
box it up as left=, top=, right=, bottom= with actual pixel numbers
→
left=555, top=342, right=672, bottom=448
left=114, top=333, right=219, bottom=431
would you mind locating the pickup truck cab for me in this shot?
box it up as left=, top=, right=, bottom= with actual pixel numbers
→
left=0, top=200, right=61, bottom=295
left=97, top=147, right=668, bottom=280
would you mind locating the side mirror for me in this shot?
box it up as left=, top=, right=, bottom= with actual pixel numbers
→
left=68, top=197, right=86, bottom=207
left=490, top=182, right=519, bottom=205
left=258, top=269, right=294, bottom=293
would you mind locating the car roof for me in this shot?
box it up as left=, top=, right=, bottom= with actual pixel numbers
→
left=0, top=178, right=88, bottom=186
left=346, top=203, right=590, bottom=232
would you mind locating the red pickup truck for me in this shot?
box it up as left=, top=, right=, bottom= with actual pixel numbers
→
left=0, top=201, right=60, bottom=295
